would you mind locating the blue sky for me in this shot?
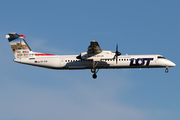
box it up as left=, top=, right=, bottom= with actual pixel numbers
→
left=0, top=0, right=179, bottom=120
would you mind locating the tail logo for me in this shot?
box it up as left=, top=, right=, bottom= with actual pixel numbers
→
left=10, top=39, right=29, bottom=54
left=16, top=51, right=34, bottom=58
left=6, top=33, right=32, bottom=58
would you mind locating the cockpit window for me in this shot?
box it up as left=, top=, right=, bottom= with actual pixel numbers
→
left=157, top=56, right=166, bottom=59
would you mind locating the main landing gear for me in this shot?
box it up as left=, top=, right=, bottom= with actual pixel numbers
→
left=91, top=61, right=100, bottom=79
left=91, top=69, right=99, bottom=79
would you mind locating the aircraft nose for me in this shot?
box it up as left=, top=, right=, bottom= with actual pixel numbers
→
left=172, top=62, right=176, bottom=67
left=168, top=61, right=176, bottom=67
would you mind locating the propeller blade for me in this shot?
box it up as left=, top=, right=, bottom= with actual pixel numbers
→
left=115, top=44, right=121, bottom=64
left=116, top=44, right=118, bottom=64
left=116, top=55, right=118, bottom=64
left=116, top=44, right=118, bottom=52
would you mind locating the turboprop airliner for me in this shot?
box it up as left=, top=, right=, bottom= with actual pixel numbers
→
left=6, top=33, right=176, bottom=79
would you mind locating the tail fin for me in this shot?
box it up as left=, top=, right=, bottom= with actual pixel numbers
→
left=6, top=33, right=32, bottom=58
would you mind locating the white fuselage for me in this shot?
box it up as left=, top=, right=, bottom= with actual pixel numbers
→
left=14, top=53, right=176, bottom=70
left=6, top=33, right=176, bottom=79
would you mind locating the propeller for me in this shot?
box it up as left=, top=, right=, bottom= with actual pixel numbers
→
left=115, top=44, right=121, bottom=64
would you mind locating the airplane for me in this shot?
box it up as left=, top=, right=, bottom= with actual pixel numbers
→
left=6, top=33, right=176, bottom=79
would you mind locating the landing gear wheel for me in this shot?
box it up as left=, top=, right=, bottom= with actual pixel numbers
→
left=92, top=74, right=97, bottom=79
left=165, top=68, right=168, bottom=73
left=91, top=69, right=99, bottom=79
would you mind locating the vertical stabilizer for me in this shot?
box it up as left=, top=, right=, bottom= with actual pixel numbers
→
left=6, top=33, right=32, bottom=58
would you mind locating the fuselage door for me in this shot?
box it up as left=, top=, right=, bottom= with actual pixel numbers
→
left=60, top=58, right=66, bottom=67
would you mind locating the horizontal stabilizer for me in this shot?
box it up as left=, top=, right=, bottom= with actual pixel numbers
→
left=8, top=33, right=19, bottom=39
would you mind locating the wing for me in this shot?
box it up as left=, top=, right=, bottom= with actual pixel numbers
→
left=87, top=41, right=102, bottom=54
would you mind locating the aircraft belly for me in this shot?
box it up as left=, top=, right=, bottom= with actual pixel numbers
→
left=66, top=61, right=109, bottom=69
left=66, top=61, right=92, bottom=69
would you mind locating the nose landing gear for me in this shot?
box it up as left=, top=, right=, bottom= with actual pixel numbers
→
left=165, top=66, right=169, bottom=73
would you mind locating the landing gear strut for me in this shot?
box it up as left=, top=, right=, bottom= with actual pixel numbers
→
left=165, top=67, right=169, bottom=73
left=91, top=61, right=100, bottom=79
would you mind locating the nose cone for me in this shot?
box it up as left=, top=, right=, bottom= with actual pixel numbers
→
left=168, top=61, right=176, bottom=67
left=172, top=62, right=176, bottom=67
